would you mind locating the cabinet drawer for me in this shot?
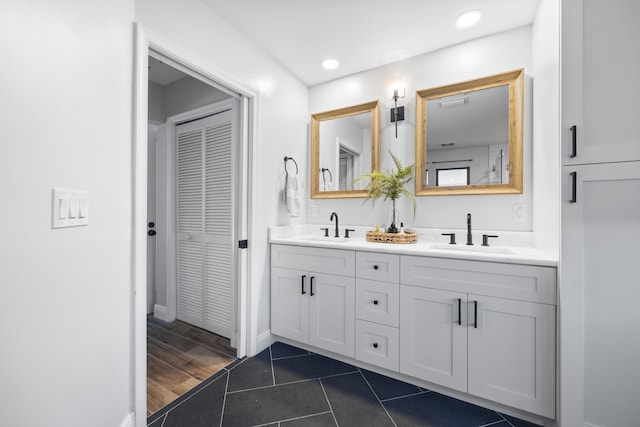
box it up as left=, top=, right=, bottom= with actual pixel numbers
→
left=271, top=244, right=355, bottom=276
left=355, top=320, right=399, bottom=371
left=356, top=251, right=399, bottom=283
left=401, top=255, right=557, bottom=305
left=355, top=279, right=399, bottom=327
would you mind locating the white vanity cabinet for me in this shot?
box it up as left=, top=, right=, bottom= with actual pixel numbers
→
left=270, top=242, right=557, bottom=419
left=400, top=255, right=556, bottom=418
left=271, top=245, right=355, bottom=357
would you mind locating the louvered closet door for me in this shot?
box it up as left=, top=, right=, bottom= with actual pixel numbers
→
left=176, top=109, right=234, bottom=338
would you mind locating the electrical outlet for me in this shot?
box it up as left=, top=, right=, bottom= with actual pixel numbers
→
left=309, top=205, right=319, bottom=217
left=513, top=204, right=526, bottom=222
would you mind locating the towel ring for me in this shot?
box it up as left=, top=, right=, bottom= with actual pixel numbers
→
left=284, top=156, right=298, bottom=175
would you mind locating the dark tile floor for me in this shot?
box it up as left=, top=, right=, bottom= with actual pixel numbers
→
left=147, top=342, right=541, bottom=427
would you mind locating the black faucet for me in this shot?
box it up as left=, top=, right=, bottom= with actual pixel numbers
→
left=466, top=213, right=473, bottom=245
left=330, top=212, right=339, bottom=238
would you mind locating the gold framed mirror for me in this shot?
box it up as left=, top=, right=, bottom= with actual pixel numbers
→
left=415, top=69, right=524, bottom=196
left=311, top=100, right=380, bottom=199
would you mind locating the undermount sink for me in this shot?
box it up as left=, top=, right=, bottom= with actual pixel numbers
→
left=302, top=235, right=352, bottom=243
left=431, top=243, right=515, bottom=254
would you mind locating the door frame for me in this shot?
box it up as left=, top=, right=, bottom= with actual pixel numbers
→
left=133, top=24, right=257, bottom=427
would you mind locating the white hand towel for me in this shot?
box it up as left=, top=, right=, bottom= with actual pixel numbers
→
left=285, top=174, right=301, bottom=217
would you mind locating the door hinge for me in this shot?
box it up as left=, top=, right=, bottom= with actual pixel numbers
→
left=238, top=239, right=248, bottom=249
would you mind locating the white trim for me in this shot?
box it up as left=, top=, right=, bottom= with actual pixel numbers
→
left=152, top=304, right=170, bottom=322
left=120, top=412, right=135, bottom=427
left=133, top=23, right=257, bottom=426
left=257, top=329, right=276, bottom=354
left=132, top=24, right=149, bottom=427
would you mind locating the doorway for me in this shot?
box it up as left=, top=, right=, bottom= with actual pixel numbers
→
left=134, top=28, right=256, bottom=426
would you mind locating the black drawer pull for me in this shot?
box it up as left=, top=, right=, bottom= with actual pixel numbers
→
left=570, top=125, right=577, bottom=158
left=570, top=171, right=577, bottom=203
left=373, top=300, right=379, bottom=305
left=373, top=265, right=379, bottom=270
left=473, top=301, right=478, bottom=329
left=373, top=343, right=378, bottom=349
left=301, top=275, right=306, bottom=295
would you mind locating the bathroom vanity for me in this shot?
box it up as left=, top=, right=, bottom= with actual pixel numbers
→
left=270, top=230, right=557, bottom=420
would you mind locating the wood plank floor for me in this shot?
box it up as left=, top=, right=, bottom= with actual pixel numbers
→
left=147, top=315, right=236, bottom=416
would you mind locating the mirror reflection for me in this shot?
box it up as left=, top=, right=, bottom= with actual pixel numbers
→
left=415, top=69, right=524, bottom=196
left=311, top=101, right=380, bottom=199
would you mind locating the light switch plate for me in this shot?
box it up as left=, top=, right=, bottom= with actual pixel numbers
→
left=52, top=188, right=89, bottom=228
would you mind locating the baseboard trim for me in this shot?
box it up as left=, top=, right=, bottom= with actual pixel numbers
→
left=120, top=412, right=135, bottom=427
left=256, top=330, right=275, bottom=356
left=153, top=304, right=170, bottom=321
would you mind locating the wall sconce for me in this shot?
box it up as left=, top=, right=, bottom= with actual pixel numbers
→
left=391, top=87, right=405, bottom=138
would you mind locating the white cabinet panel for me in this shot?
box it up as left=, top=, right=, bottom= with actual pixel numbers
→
left=356, top=251, right=400, bottom=283
left=355, top=320, right=399, bottom=371
left=309, top=273, right=355, bottom=357
left=468, top=295, right=556, bottom=419
left=271, top=267, right=309, bottom=343
left=401, top=255, right=556, bottom=305
left=271, top=244, right=355, bottom=276
left=355, top=279, right=399, bottom=327
left=271, top=245, right=355, bottom=358
left=561, top=161, right=640, bottom=427
left=562, top=0, right=640, bottom=165
left=400, top=285, right=467, bottom=392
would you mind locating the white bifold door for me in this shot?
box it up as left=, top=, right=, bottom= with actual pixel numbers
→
left=175, top=108, right=234, bottom=339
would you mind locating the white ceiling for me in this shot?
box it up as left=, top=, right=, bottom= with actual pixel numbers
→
left=200, top=0, right=540, bottom=86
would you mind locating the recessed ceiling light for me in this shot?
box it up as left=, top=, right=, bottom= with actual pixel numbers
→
left=321, top=59, right=340, bottom=70
left=456, top=10, right=484, bottom=28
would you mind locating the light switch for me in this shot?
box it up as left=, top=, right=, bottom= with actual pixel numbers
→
left=52, top=188, right=89, bottom=228
left=79, top=199, right=88, bottom=219
left=69, top=198, right=79, bottom=218
left=58, top=199, right=69, bottom=219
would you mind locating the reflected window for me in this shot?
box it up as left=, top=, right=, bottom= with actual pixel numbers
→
left=436, top=167, right=470, bottom=187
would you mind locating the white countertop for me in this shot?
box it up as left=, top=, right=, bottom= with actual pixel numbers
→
left=269, top=225, right=558, bottom=267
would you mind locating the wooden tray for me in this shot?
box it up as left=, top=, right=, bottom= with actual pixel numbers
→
left=366, top=231, right=418, bottom=244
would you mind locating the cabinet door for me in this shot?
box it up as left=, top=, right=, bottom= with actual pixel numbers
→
left=309, top=273, right=355, bottom=357
left=271, top=267, right=309, bottom=343
left=561, top=161, right=640, bottom=426
left=562, top=0, right=640, bottom=165
left=399, top=286, right=467, bottom=392
left=468, top=295, right=555, bottom=418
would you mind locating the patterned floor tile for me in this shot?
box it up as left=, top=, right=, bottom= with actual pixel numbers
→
left=272, top=353, right=357, bottom=384
left=321, top=372, right=395, bottom=427
left=221, top=379, right=330, bottom=427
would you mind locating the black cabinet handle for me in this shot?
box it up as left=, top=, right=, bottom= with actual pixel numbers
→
left=301, top=275, right=306, bottom=295
left=473, top=301, right=478, bottom=329
left=373, top=343, right=378, bottom=349
left=310, top=276, right=315, bottom=296
left=373, top=300, right=379, bottom=305
left=457, top=298, right=462, bottom=326
left=147, top=230, right=157, bottom=236
left=373, top=265, right=379, bottom=270
left=570, top=125, right=577, bottom=158
left=570, top=172, right=577, bottom=203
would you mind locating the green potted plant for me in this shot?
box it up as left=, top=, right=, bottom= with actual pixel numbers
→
left=354, top=151, right=416, bottom=233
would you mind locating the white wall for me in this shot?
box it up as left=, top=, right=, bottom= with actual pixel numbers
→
left=309, top=27, right=534, bottom=233
left=136, top=0, right=309, bottom=353
left=0, top=1, right=135, bottom=426
left=532, top=0, right=560, bottom=257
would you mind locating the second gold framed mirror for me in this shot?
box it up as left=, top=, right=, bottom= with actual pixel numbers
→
left=415, top=69, right=524, bottom=196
